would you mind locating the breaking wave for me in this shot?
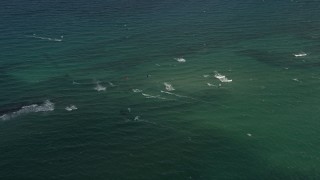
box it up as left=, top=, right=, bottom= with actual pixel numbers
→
left=108, top=82, right=116, bottom=87
left=27, top=34, right=64, bottom=42
left=72, top=81, right=80, bottom=85
left=207, top=83, right=216, bottom=87
left=164, top=82, right=175, bottom=91
left=174, top=57, right=186, bottom=63
left=293, top=52, right=307, bottom=57
left=132, top=89, right=143, bottom=93
left=94, top=82, right=106, bottom=91
left=142, top=93, right=167, bottom=100
left=0, top=100, right=54, bottom=121
left=125, top=115, right=156, bottom=125
left=160, top=90, right=188, bottom=98
left=214, top=71, right=232, bottom=83
left=65, top=105, right=78, bottom=111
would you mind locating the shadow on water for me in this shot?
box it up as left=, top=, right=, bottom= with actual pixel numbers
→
left=0, top=73, right=81, bottom=116
left=1, top=112, right=318, bottom=179
left=238, top=49, right=320, bottom=69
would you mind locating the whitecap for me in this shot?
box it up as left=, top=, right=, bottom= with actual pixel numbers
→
left=207, top=83, right=216, bottom=87
left=127, top=115, right=156, bottom=125
left=0, top=100, right=54, bottom=121
left=293, top=52, right=307, bottom=57
left=174, top=58, right=186, bottom=63
left=65, top=105, right=78, bottom=111
left=164, top=82, right=175, bottom=91
left=65, top=107, right=73, bottom=111
left=94, top=82, right=106, bottom=91
left=203, top=74, right=210, bottom=78
left=72, top=81, right=80, bottom=85
left=207, top=83, right=221, bottom=87
left=160, top=90, right=187, bottom=98
left=142, top=93, right=166, bottom=100
left=132, top=89, right=143, bottom=93
left=27, top=34, right=63, bottom=42
left=214, top=71, right=232, bottom=83
left=292, top=78, right=300, bottom=82
left=108, top=82, right=116, bottom=87
left=134, top=116, right=140, bottom=121
left=0, top=114, right=9, bottom=121
left=53, top=36, right=64, bottom=42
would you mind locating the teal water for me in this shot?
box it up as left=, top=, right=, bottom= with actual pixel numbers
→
left=1, top=0, right=320, bottom=179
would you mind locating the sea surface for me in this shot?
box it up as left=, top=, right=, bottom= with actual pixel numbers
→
left=1, top=0, right=320, bottom=179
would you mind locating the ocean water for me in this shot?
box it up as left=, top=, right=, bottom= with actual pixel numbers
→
left=1, top=0, right=320, bottom=179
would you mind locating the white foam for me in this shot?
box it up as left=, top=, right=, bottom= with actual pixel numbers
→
left=164, top=82, right=175, bottom=91
left=214, top=71, right=232, bottom=83
left=65, top=105, right=77, bottom=111
left=134, top=116, right=140, bottom=121
left=94, top=82, right=106, bottom=91
left=128, top=115, right=156, bottom=124
left=0, top=114, right=9, bottom=121
left=207, top=83, right=216, bottom=87
left=292, top=78, right=300, bottom=82
left=108, top=82, right=116, bottom=87
left=72, top=81, right=80, bottom=85
left=0, top=100, right=54, bottom=121
left=160, top=90, right=188, bottom=98
left=128, top=108, right=131, bottom=113
left=203, top=74, right=210, bottom=78
left=207, top=83, right=221, bottom=87
left=132, top=89, right=143, bottom=93
left=27, top=34, right=63, bottom=42
left=174, top=58, right=186, bottom=63
left=142, top=93, right=167, bottom=100
left=293, top=52, right=307, bottom=57
left=65, top=107, right=73, bottom=111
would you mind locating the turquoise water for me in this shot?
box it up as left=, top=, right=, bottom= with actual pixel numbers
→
left=1, top=0, right=320, bottom=179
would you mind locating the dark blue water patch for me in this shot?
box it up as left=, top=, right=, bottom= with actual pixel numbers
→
left=0, top=74, right=35, bottom=105
left=0, top=100, right=46, bottom=115
left=1, top=116, right=316, bottom=179
left=0, top=74, right=78, bottom=114
left=238, top=49, right=320, bottom=69
left=0, top=0, right=183, bottom=34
